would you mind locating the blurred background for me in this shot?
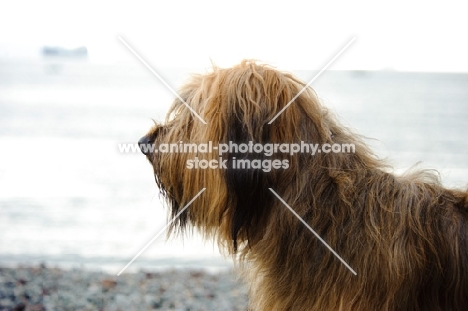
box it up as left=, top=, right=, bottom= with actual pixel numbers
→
left=0, top=0, right=467, bottom=274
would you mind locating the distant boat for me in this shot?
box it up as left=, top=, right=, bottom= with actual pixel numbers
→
left=42, top=46, right=88, bottom=58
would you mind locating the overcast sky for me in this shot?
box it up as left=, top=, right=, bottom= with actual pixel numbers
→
left=1, top=0, right=467, bottom=72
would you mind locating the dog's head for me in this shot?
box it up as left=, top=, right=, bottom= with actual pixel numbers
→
left=139, top=60, right=367, bottom=253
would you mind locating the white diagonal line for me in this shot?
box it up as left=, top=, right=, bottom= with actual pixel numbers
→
left=118, top=36, right=207, bottom=125
left=268, top=37, right=356, bottom=124
left=268, top=188, right=357, bottom=275
left=117, top=188, right=206, bottom=276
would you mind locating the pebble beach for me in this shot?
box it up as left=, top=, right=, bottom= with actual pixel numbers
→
left=0, top=265, right=249, bottom=311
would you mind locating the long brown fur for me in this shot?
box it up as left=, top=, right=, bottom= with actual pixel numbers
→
left=139, top=60, right=468, bottom=310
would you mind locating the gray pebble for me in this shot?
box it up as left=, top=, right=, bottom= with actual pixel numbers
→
left=0, top=266, right=248, bottom=310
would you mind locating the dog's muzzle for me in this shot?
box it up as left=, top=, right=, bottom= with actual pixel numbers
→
left=138, top=135, right=153, bottom=156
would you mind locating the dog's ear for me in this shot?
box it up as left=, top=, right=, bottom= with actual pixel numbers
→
left=225, top=124, right=276, bottom=252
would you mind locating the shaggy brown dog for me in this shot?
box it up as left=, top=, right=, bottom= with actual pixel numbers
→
left=139, top=61, right=468, bottom=310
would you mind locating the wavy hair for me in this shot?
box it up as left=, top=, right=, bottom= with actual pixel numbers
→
left=141, top=60, right=468, bottom=310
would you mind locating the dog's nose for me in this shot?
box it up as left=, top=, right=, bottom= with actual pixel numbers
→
left=138, top=135, right=153, bottom=156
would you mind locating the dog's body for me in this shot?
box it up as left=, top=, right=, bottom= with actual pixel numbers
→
left=140, top=61, right=468, bottom=310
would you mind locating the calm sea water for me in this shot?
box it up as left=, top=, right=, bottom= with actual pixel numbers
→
left=0, top=60, right=467, bottom=273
